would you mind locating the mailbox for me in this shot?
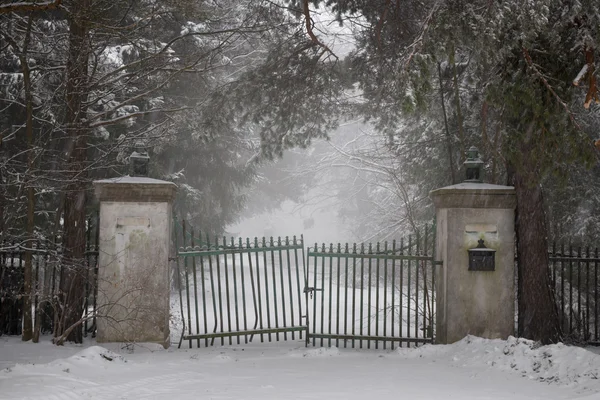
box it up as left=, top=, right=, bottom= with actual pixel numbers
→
left=468, top=239, right=495, bottom=271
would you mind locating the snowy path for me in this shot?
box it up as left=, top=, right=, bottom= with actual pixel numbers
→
left=2, top=336, right=600, bottom=400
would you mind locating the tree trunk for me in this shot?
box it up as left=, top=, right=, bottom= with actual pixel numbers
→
left=56, top=0, right=90, bottom=344
left=450, top=44, right=466, bottom=162
left=512, top=167, right=561, bottom=344
left=437, top=62, right=456, bottom=184
left=21, top=14, right=35, bottom=342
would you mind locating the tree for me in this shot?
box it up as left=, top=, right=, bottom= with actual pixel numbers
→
left=0, top=0, right=339, bottom=343
left=278, top=0, right=600, bottom=343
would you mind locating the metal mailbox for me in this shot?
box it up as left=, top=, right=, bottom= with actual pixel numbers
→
left=468, top=239, right=496, bottom=271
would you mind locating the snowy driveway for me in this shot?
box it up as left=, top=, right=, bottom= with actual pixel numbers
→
left=1, top=336, right=600, bottom=400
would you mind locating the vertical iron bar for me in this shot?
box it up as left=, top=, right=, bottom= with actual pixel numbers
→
left=325, top=244, right=332, bottom=346
left=232, top=237, right=240, bottom=345
left=262, top=237, right=271, bottom=342
left=18, top=242, right=23, bottom=335
left=549, top=241, right=562, bottom=334
left=328, top=244, right=334, bottom=347
left=344, top=243, right=349, bottom=348
left=352, top=243, right=357, bottom=348
left=277, top=237, right=287, bottom=340
left=569, top=244, right=573, bottom=334
left=320, top=244, right=326, bottom=347
left=312, top=243, right=318, bottom=346
left=399, top=237, right=404, bottom=346
left=336, top=243, right=341, bottom=348
left=391, top=239, right=396, bottom=350
left=285, top=237, right=295, bottom=340
left=199, top=244, right=208, bottom=347
left=383, top=241, right=388, bottom=349
left=191, top=229, right=201, bottom=347
left=222, top=236, right=232, bottom=345
left=215, top=235, right=225, bottom=345
left=50, top=238, right=57, bottom=323
left=578, top=246, right=582, bottom=338
left=93, top=215, right=100, bottom=337
left=34, top=240, right=40, bottom=334
left=367, top=243, right=372, bottom=349
left=182, top=220, right=192, bottom=348
left=293, top=236, right=303, bottom=340
left=561, top=243, right=565, bottom=330
left=84, top=218, right=91, bottom=337
left=375, top=242, right=380, bottom=349
left=550, top=242, right=556, bottom=330
left=246, top=238, right=260, bottom=342
left=269, top=237, right=280, bottom=341
left=239, top=238, right=249, bottom=344
left=360, top=243, right=365, bottom=349
left=407, top=235, right=412, bottom=346
left=174, top=218, right=185, bottom=348
left=416, top=232, right=420, bottom=341
left=431, top=235, right=436, bottom=344
left=419, top=224, right=429, bottom=339
left=207, top=234, right=218, bottom=346
left=294, top=235, right=310, bottom=347
left=254, top=237, right=264, bottom=342
left=595, top=247, right=599, bottom=342
left=586, top=246, right=590, bottom=341
left=300, top=235, right=308, bottom=344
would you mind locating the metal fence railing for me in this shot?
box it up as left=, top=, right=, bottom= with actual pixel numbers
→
left=0, top=215, right=99, bottom=338
left=549, top=244, right=600, bottom=344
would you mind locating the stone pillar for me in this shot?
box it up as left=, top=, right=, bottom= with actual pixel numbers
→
left=93, top=177, right=177, bottom=348
left=430, top=182, right=516, bottom=344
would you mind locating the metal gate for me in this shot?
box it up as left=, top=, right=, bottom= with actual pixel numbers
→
left=306, top=225, right=437, bottom=349
left=175, top=219, right=437, bottom=349
left=175, top=219, right=308, bottom=348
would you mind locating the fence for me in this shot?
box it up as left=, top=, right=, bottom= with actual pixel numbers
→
left=549, top=243, right=600, bottom=344
left=0, top=215, right=99, bottom=337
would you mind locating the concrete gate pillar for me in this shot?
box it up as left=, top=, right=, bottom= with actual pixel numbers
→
left=430, top=148, right=516, bottom=344
left=93, top=174, right=177, bottom=348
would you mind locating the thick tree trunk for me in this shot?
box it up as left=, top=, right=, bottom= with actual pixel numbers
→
left=513, top=168, right=561, bottom=344
left=56, top=0, right=90, bottom=344
left=21, top=14, right=35, bottom=342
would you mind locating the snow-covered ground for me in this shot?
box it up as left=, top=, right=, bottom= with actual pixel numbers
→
left=2, top=335, right=600, bottom=399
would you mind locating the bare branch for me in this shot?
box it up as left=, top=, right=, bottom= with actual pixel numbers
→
left=0, top=0, right=61, bottom=15
left=301, top=0, right=337, bottom=59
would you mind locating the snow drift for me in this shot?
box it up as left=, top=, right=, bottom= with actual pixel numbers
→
left=397, top=335, right=600, bottom=388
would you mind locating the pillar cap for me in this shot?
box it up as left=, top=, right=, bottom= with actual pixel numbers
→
left=94, top=176, right=177, bottom=203
left=430, top=182, right=516, bottom=209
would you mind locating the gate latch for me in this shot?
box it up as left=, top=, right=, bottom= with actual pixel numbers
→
left=303, top=286, right=322, bottom=299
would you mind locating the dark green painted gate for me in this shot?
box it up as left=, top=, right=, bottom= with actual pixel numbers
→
left=306, top=225, right=438, bottom=349
left=175, top=219, right=308, bottom=348
left=175, top=219, right=438, bottom=349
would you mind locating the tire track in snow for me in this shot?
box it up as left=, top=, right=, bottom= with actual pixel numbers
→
left=7, top=371, right=204, bottom=400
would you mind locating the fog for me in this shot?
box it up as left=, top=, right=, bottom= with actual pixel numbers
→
left=228, top=121, right=400, bottom=245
